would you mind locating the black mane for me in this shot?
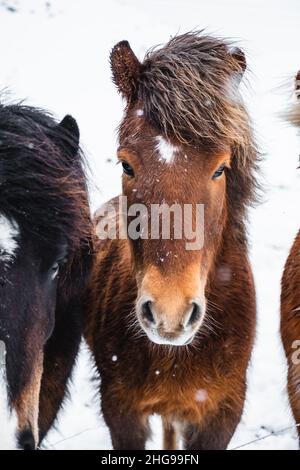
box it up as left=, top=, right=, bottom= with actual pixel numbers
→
left=0, top=103, right=90, bottom=249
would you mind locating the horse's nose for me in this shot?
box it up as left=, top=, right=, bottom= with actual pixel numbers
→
left=141, top=300, right=202, bottom=328
left=138, top=298, right=204, bottom=346
left=141, top=300, right=202, bottom=329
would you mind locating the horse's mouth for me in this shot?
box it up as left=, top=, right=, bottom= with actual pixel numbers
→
left=142, top=325, right=196, bottom=347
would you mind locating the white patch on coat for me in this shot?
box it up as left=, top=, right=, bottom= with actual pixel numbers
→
left=155, top=136, right=178, bottom=164
left=136, top=109, right=144, bottom=117
left=0, top=215, right=19, bottom=263
left=0, top=344, right=18, bottom=449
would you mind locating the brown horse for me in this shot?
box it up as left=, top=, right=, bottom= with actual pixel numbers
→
left=281, top=70, right=300, bottom=445
left=84, top=32, right=259, bottom=450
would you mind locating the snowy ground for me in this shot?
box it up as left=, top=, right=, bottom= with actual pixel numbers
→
left=0, top=0, right=299, bottom=450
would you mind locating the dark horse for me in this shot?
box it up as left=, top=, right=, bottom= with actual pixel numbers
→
left=281, top=70, right=300, bottom=445
left=0, top=103, right=92, bottom=449
left=84, top=32, right=259, bottom=450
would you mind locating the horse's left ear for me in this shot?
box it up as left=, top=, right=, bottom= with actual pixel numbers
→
left=56, top=115, right=80, bottom=157
left=228, top=47, right=247, bottom=86
left=110, top=40, right=141, bottom=103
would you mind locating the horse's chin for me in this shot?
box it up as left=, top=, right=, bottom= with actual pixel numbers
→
left=142, top=327, right=195, bottom=347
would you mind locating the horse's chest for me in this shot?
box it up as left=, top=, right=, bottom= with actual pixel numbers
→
left=125, top=360, right=224, bottom=422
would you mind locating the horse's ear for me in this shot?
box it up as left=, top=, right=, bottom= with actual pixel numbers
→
left=228, top=47, right=247, bottom=86
left=56, top=115, right=80, bottom=157
left=110, top=40, right=141, bottom=102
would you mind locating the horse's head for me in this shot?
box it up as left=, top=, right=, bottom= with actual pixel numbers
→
left=0, top=106, right=91, bottom=448
left=111, top=33, right=256, bottom=346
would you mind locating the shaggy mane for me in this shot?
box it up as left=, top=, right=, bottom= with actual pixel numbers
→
left=0, top=102, right=90, bottom=249
left=288, top=72, right=300, bottom=127
left=138, top=32, right=252, bottom=150
left=284, top=71, right=300, bottom=127
left=288, top=106, right=300, bottom=127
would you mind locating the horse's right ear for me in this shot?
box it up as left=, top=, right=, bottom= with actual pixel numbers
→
left=110, top=40, right=141, bottom=103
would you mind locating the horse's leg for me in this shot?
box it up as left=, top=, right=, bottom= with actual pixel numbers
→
left=107, top=414, right=149, bottom=450
left=38, top=301, right=82, bottom=445
left=101, top=391, right=149, bottom=450
left=162, top=418, right=177, bottom=450
left=183, top=398, right=245, bottom=450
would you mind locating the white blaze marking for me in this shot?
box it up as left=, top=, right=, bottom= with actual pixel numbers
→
left=0, top=215, right=19, bottom=263
left=155, top=136, right=178, bottom=164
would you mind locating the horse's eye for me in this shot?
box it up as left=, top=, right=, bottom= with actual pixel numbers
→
left=122, top=161, right=134, bottom=177
left=50, top=262, right=60, bottom=281
left=212, top=164, right=225, bottom=180
left=50, top=258, right=67, bottom=281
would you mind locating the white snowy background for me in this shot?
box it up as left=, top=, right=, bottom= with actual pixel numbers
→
left=0, top=0, right=299, bottom=450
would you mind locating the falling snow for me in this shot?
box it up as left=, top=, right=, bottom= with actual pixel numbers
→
left=0, top=0, right=299, bottom=450
left=195, top=389, right=208, bottom=402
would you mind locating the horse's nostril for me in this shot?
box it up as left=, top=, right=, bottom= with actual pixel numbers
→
left=141, top=301, right=155, bottom=324
left=187, top=302, right=202, bottom=326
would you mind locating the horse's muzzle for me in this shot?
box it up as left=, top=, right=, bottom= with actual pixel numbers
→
left=17, top=428, right=36, bottom=450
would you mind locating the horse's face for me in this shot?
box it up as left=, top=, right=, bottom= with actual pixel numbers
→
left=0, top=112, right=88, bottom=450
left=0, top=217, right=67, bottom=339
left=119, top=112, right=230, bottom=346
left=0, top=216, right=67, bottom=446
left=110, top=37, right=247, bottom=347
